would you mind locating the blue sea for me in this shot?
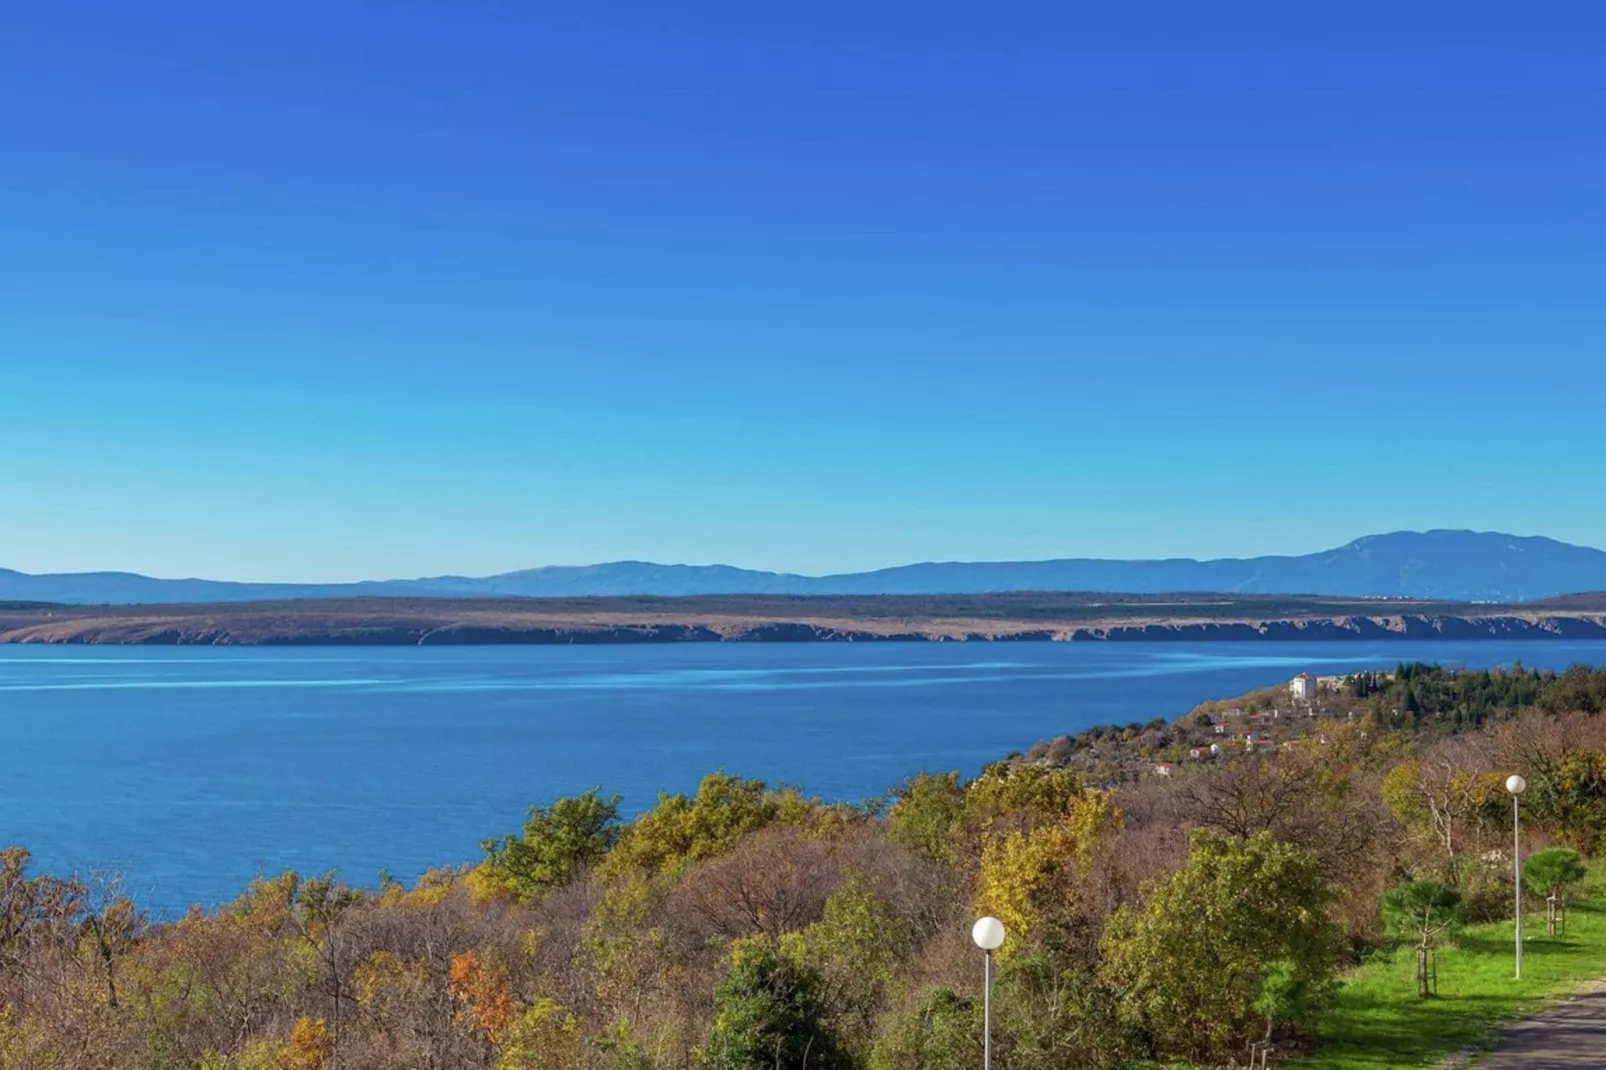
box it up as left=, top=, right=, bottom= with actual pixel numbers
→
left=2, top=639, right=1604, bottom=915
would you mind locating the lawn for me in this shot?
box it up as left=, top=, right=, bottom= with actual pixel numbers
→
left=1287, top=870, right=1606, bottom=1068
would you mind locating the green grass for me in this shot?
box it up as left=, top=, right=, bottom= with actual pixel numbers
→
left=1287, top=871, right=1606, bottom=1069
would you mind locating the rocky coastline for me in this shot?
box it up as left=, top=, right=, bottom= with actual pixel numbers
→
left=4, top=603, right=1606, bottom=646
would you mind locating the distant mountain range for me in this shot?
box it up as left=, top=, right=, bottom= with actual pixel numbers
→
left=5, top=530, right=1606, bottom=605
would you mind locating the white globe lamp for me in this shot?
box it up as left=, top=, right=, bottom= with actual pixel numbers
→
left=1507, top=773, right=1527, bottom=978
left=972, top=916, right=1006, bottom=951
left=973, top=916, right=1006, bottom=1068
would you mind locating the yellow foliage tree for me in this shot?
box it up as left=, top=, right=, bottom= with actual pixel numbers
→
left=606, top=772, right=791, bottom=877
left=975, top=790, right=1117, bottom=955
left=289, top=1017, right=333, bottom=1070
left=1382, top=757, right=1504, bottom=885
left=497, top=998, right=587, bottom=1069
left=965, top=763, right=1087, bottom=823
left=223, top=1018, right=332, bottom=1070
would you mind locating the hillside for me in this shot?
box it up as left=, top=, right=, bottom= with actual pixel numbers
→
left=4, top=659, right=1604, bottom=1069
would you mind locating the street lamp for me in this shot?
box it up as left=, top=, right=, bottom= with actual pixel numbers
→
left=972, top=916, right=1006, bottom=1070
left=1506, top=774, right=1527, bottom=979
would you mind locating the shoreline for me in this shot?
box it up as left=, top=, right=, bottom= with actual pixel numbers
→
left=6, top=613, right=1606, bottom=646
left=7, top=593, right=1606, bottom=646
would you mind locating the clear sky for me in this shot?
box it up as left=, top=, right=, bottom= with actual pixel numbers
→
left=3, top=3, right=1604, bottom=581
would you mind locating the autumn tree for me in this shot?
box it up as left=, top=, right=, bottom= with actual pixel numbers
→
left=497, top=997, right=595, bottom=1069
left=679, top=825, right=841, bottom=943
left=282, top=873, right=363, bottom=1060
left=1381, top=752, right=1502, bottom=887
left=1527, top=748, right=1606, bottom=856
left=607, top=773, right=780, bottom=877
left=886, top=772, right=966, bottom=865
left=964, top=764, right=1089, bottom=827
left=973, top=772, right=1117, bottom=958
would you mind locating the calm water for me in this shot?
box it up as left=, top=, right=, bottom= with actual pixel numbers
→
left=3, top=639, right=1604, bottom=914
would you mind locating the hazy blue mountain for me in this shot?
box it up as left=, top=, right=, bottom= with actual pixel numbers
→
left=398, top=563, right=812, bottom=598
left=5, top=531, right=1606, bottom=605
left=0, top=569, right=427, bottom=605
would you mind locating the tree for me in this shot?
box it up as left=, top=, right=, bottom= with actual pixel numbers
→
left=680, top=825, right=840, bottom=942
left=482, top=787, right=623, bottom=899
left=1524, top=847, right=1587, bottom=936
left=965, top=764, right=1089, bottom=825
left=783, top=879, right=912, bottom=1054
left=976, top=814, right=1110, bottom=958
left=1381, top=754, right=1502, bottom=888
left=971, top=773, right=1116, bottom=958
left=496, top=997, right=588, bottom=1069
left=1251, top=960, right=1323, bottom=1066
left=79, top=873, right=142, bottom=1010
left=704, top=938, right=849, bottom=1070
left=1381, top=881, right=1464, bottom=998
left=867, top=988, right=980, bottom=1070
left=1100, top=831, right=1343, bottom=1064
left=992, top=955, right=1132, bottom=1070
left=1527, top=748, right=1606, bottom=856
left=1181, top=749, right=1386, bottom=888
left=608, top=773, right=779, bottom=876
left=287, top=872, right=363, bottom=1059
left=886, top=772, right=965, bottom=864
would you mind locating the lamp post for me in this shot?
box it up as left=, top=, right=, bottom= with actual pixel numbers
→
left=972, top=916, right=1005, bottom=1070
left=1506, top=774, right=1527, bottom=980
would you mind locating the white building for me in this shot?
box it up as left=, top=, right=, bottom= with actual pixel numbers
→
left=1289, top=672, right=1317, bottom=702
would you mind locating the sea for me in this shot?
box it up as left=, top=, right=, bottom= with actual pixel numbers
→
left=2, top=638, right=1604, bottom=916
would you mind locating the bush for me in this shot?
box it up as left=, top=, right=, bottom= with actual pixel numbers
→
left=868, top=987, right=980, bottom=1070
left=705, top=938, right=849, bottom=1070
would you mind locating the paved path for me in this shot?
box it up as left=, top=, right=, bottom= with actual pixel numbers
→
left=1470, top=987, right=1606, bottom=1068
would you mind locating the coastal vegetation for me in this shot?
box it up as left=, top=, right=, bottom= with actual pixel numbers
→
left=2, top=663, right=1606, bottom=1067
left=1026, top=662, right=1606, bottom=788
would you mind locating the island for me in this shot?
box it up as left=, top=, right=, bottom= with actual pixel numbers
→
left=4, top=591, right=1606, bottom=644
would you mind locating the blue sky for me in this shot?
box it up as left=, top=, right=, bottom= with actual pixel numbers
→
left=3, top=2, right=1604, bottom=581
